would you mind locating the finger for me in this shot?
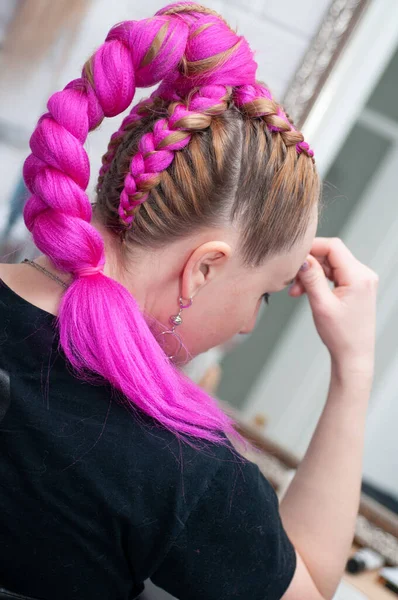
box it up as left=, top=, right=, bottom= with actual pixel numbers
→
left=310, top=238, right=361, bottom=287
left=321, top=263, right=333, bottom=281
left=313, top=255, right=332, bottom=270
left=288, top=278, right=305, bottom=296
left=296, top=254, right=338, bottom=309
left=312, top=257, right=333, bottom=279
left=312, top=256, right=337, bottom=283
left=289, top=262, right=333, bottom=296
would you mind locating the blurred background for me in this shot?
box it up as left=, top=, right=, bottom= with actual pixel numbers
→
left=0, top=2, right=397, bottom=596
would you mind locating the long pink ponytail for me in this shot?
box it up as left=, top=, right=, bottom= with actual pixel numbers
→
left=22, top=4, right=258, bottom=451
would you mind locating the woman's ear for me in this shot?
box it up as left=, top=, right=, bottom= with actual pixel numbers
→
left=181, top=241, right=232, bottom=300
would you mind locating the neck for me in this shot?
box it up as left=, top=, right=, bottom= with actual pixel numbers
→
left=33, top=221, right=178, bottom=320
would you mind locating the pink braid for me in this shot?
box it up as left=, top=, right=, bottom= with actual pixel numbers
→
left=233, top=83, right=315, bottom=158
left=23, top=16, right=189, bottom=276
left=20, top=5, right=258, bottom=451
left=97, top=96, right=154, bottom=185
left=118, top=85, right=230, bottom=225
left=117, top=8, right=259, bottom=225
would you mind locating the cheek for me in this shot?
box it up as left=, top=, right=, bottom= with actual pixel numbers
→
left=240, top=297, right=263, bottom=332
left=253, top=297, right=263, bottom=321
left=177, top=294, right=257, bottom=357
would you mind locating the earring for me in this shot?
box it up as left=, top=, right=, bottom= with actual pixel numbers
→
left=159, top=296, right=193, bottom=360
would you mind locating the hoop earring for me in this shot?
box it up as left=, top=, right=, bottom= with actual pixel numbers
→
left=159, top=296, right=193, bottom=360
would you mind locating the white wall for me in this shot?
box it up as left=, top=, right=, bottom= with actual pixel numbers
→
left=362, top=351, right=398, bottom=497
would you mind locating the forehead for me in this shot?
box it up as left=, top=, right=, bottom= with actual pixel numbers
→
left=263, top=210, right=318, bottom=287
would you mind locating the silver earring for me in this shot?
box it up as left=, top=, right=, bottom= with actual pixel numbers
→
left=159, top=296, right=193, bottom=360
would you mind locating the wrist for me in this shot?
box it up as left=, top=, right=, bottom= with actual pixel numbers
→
left=330, top=354, right=374, bottom=385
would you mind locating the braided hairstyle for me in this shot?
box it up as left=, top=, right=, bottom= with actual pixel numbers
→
left=23, top=3, right=321, bottom=450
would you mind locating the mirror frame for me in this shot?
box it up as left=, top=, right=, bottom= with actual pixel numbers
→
left=282, top=0, right=370, bottom=129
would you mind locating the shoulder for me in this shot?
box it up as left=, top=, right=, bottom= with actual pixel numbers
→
left=0, top=262, right=26, bottom=283
left=95, top=396, right=241, bottom=511
left=149, top=438, right=297, bottom=600
left=0, top=262, right=61, bottom=316
left=122, top=412, right=241, bottom=499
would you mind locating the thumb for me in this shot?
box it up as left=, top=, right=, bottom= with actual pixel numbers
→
left=297, top=255, right=335, bottom=310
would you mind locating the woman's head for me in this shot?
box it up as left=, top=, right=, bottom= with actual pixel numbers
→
left=94, top=48, right=320, bottom=356
left=22, top=3, right=321, bottom=449
left=95, top=104, right=319, bottom=358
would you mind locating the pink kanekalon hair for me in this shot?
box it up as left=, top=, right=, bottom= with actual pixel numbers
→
left=22, top=3, right=272, bottom=451
left=118, top=84, right=231, bottom=225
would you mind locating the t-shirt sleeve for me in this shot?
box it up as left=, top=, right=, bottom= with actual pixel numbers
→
left=150, top=450, right=297, bottom=600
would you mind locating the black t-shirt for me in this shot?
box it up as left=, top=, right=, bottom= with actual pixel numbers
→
left=0, top=279, right=296, bottom=600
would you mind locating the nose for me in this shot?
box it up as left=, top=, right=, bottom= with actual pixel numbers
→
left=239, top=325, right=254, bottom=335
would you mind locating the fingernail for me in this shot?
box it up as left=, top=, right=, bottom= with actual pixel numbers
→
left=300, top=261, right=310, bottom=272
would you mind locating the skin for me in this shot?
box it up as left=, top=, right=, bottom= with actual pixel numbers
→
left=0, top=206, right=318, bottom=362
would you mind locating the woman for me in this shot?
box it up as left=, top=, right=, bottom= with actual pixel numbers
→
left=0, top=3, right=378, bottom=600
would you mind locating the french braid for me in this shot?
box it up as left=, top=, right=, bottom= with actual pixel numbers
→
left=24, top=14, right=190, bottom=275
left=233, top=83, right=314, bottom=159
left=96, top=96, right=157, bottom=193
left=118, top=85, right=231, bottom=226
left=97, top=12, right=314, bottom=228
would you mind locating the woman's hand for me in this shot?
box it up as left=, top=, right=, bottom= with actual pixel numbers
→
left=288, top=237, right=379, bottom=375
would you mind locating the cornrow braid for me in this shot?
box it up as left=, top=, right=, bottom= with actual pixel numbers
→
left=97, top=96, right=156, bottom=193
left=118, top=85, right=231, bottom=226
left=233, top=83, right=315, bottom=161
left=112, top=82, right=315, bottom=227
